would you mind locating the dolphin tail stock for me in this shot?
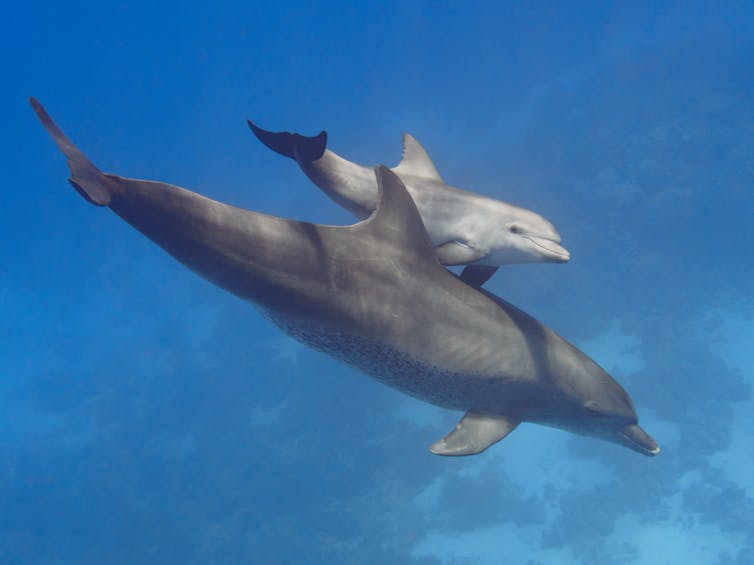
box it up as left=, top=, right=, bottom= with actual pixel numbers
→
left=30, top=97, right=115, bottom=206
left=247, top=119, right=327, bottom=162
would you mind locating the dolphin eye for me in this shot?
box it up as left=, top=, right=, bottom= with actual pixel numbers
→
left=509, top=225, right=522, bottom=234
left=584, top=402, right=603, bottom=417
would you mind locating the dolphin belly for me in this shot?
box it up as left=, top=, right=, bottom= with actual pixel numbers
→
left=266, top=311, right=505, bottom=412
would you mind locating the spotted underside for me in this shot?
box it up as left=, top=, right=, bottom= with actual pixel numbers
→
left=266, top=311, right=503, bottom=412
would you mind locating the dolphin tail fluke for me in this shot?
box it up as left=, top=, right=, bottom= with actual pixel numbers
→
left=247, top=119, right=327, bottom=162
left=30, top=97, right=114, bottom=206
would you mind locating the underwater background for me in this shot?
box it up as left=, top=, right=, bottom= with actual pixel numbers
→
left=2, top=2, right=753, bottom=563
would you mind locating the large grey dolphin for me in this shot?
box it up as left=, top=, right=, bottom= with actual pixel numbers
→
left=31, top=98, right=658, bottom=457
left=248, top=121, right=570, bottom=287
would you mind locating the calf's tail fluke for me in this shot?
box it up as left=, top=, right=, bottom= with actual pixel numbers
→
left=247, top=119, right=327, bottom=162
left=30, top=97, right=114, bottom=206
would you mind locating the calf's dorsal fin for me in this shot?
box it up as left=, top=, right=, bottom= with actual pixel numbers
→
left=392, top=133, right=443, bottom=182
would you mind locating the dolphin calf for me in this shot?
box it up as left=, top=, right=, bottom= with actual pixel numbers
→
left=248, top=121, right=570, bottom=287
left=32, top=98, right=658, bottom=457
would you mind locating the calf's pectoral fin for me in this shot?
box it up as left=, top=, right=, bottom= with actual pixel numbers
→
left=434, top=240, right=486, bottom=266
left=430, top=411, right=519, bottom=456
left=460, top=265, right=499, bottom=287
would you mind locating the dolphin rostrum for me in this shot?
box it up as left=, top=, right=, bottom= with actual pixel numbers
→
left=248, top=121, right=571, bottom=287
left=32, top=98, right=658, bottom=457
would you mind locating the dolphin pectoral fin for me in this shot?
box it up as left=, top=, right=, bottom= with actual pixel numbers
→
left=460, top=265, right=499, bottom=287
left=30, top=97, right=115, bottom=206
left=434, top=241, right=486, bottom=266
left=247, top=120, right=327, bottom=162
left=430, top=411, right=519, bottom=456
left=392, top=133, right=443, bottom=182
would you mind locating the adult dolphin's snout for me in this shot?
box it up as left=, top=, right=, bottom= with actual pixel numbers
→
left=619, top=424, right=660, bottom=456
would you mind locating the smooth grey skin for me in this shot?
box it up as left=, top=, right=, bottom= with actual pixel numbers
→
left=248, top=121, right=570, bottom=286
left=32, top=98, right=658, bottom=457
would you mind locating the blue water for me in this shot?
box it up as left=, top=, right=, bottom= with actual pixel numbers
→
left=3, top=2, right=753, bottom=563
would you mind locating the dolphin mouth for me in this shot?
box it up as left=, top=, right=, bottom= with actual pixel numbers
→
left=620, top=424, right=660, bottom=456
left=524, top=236, right=571, bottom=262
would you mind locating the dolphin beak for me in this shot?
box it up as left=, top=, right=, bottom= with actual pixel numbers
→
left=524, top=236, right=571, bottom=263
left=619, top=424, right=660, bottom=456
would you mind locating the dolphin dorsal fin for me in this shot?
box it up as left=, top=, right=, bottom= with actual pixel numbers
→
left=392, top=133, right=443, bottom=182
left=360, top=166, right=437, bottom=260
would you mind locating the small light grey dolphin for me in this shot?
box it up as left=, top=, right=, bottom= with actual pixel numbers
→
left=32, top=98, right=658, bottom=457
left=248, top=121, right=571, bottom=287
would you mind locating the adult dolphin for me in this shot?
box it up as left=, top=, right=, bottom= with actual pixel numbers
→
left=31, top=98, right=658, bottom=457
left=248, top=121, right=570, bottom=287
